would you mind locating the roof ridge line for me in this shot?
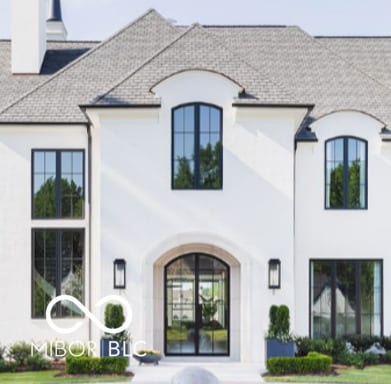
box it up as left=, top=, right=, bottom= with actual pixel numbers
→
left=0, top=9, right=173, bottom=117
left=316, top=35, right=391, bottom=39
left=91, top=23, right=201, bottom=105
left=203, top=24, right=288, bottom=28
left=202, top=23, right=298, bottom=100
left=309, top=32, right=391, bottom=98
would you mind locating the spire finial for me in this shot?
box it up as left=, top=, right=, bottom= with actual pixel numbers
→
left=47, top=0, right=62, bottom=22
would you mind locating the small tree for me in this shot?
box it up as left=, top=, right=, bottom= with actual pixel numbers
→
left=267, top=305, right=291, bottom=342
left=268, top=305, right=279, bottom=339
left=104, top=304, right=129, bottom=342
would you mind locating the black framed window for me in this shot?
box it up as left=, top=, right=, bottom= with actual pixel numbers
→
left=32, top=150, right=84, bottom=218
left=32, top=229, right=84, bottom=318
left=310, top=260, right=382, bottom=338
left=325, top=137, right=367, bottom=209
left=172, top=103, right=222, bottom=189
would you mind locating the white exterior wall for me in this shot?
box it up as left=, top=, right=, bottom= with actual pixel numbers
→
left=0, top=125, right=89, bottom=344
left=295, top=111, right=390, bottom=336
left=88, top=71, right=307, bottom=363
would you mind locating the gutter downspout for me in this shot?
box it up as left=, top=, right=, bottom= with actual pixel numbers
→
left=87, top=123, right=92, bottom=342
left=80, top=106, right=94, bottom=344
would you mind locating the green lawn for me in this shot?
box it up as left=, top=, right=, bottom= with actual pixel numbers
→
left=0, top=370, right=130, bottom=383
left=264, top=365, right=391, bottom=383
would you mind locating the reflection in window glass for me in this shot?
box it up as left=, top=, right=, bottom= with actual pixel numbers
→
left=61, top=152, right=84, bottom=218
left=33, top=151, right=56, bottom=218
left=32, top=229, right=84, bottom=318
left=325, top=137, right=367, bottom=209
left=311, top=260, right=382, bottom=338
left=32, top=150, right=84, bottom=218
left=335, top=262, right=356, bottom=337
left=173, top=104, right=222, bottom=189
left=311, top=261, right=332, bottom=338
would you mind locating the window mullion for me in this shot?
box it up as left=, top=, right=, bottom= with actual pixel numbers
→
left=55, top=230, right=61, bottom=316
left=343, top=138, right=349, bottom=208
left=356, top=262, right=362, bottom=335
left=55, top=151, right=61, bottom=217
left=194, top=105, right=200, bottom=189
left=331, top=261, right=337, bottom=338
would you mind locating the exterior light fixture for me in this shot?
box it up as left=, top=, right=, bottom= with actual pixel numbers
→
left=113, top=259, right=126, bottom=289
left=268, top=259, right=281, bottom=289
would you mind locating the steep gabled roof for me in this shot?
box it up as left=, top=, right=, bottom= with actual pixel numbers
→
left=91, top=23, right=300, bottom=107
left=206, top=26, right=391, bottom=124
left=2, top=10, right=391, bottom=126
left=0, top=40, right=97, bottom=114
left=0, top=9, right=179, bottom=123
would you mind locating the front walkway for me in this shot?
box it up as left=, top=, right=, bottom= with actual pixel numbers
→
left=130, top=362, right=264, bottom=384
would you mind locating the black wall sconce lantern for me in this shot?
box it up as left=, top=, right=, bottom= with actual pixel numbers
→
left=268, top=259, right=281, bottom=289
left=113, top=259, right=126, bottom=289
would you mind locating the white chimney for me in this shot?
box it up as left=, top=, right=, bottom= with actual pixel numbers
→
left=46, top=0, right=67, bottom=41
left=12, top=0, right=47, bottom=74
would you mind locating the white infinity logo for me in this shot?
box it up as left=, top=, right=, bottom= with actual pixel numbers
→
left=46, top=295, right=133, bottom=335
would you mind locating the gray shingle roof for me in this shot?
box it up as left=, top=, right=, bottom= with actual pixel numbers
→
left=0, top=9, right=179, bottom=123
left=2, top=10, right=391, bottom=127
left=0, top=40, right=97, bottom=114
left=206, top=26, right=391, bottom=125
left=317, top=37, right=391, bottom=89
left=93, top=23, right=302, bottom=107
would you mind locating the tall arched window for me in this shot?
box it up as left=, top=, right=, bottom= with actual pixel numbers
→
left=325, top=136, right=367, bottom=209
left=172, top=103, right=222, bottom=189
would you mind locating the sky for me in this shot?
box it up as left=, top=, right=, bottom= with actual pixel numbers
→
left=1, top=0, right=391, bottom=40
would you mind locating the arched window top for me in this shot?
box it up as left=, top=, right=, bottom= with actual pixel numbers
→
left=325, top=136, right=367, bottom=209
left=172, top=103, right=222, bottom=190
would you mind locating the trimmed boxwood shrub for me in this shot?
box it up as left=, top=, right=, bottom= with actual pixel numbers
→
left=0, top=360, right=17, bottom=373
left=8, top=341, right=31, bottom=366
left=266, top=352, right=332, bottom=375
left=66, top=356, right=128, bottom=375
left=26, top=354, right=50, bottom=371
left=294, top=337, right=345, bottom=359
left=5, top=341, right=49, bottom=371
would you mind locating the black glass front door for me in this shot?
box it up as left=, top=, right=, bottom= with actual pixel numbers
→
left=165, top=253, right=229, bottom=355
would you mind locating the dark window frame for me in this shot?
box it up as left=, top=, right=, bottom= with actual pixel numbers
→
left=32, top=149, right=85, bottom=219
left=324, top=136, right=368, bottom=210
left=31, top=228, right=85, bottom=319
left=171, top=102, right=223, bottom=190
left=309, top=259, right=383, bottom=338
left=164, top=253, right=230, bottom=356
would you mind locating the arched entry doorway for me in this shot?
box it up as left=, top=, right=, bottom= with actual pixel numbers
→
left=164, top=253, right=229, bottom=356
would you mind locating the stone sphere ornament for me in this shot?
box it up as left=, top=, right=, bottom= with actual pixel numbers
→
left=171, top=366, right=220, bottom=384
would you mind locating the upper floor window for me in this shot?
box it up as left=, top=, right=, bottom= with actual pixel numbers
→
left=325, top=137, right=367, bottom=209
left=172, top=103, right=222, bottom=189
left=32, top=150, right=85, bottom=218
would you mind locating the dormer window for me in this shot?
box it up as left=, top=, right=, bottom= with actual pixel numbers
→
left=325, top=137, right=367, bottom=209
left=172, top=103, right=222, bottom=189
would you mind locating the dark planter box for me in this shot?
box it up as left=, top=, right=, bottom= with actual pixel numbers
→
left=266, top=339, right=295, bottom=360
left=100, top=338, right=129, bottom=358
left=133, top=353, right=162, bottom=366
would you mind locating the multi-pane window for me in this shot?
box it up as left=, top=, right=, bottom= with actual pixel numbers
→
left=32, top=150, right=84, bottom=218
left=32, top=229, right=84, bottom=318
left=172, top=103, right=222, bottom=189
left=310, top=260, right=382, bottom=338
left=325, top=137, right=367, bottom=209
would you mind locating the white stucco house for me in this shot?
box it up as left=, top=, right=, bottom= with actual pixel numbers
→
left=0, top=0, right=390, bottom=365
